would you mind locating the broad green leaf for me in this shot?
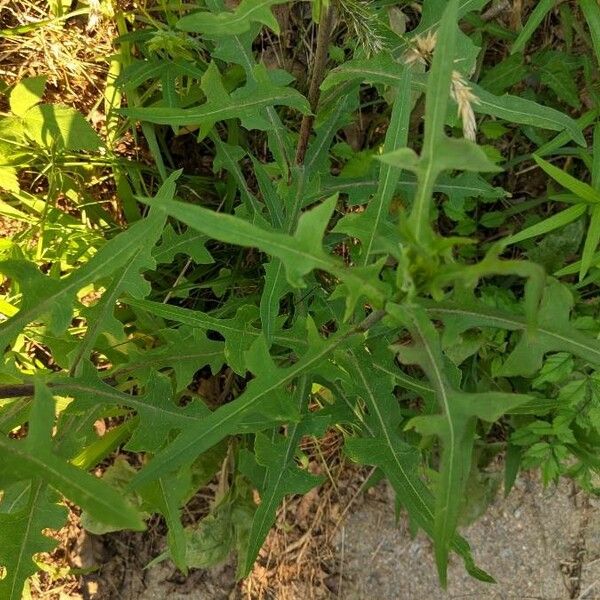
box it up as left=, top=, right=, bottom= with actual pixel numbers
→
left=143, top=471, right=192, bottom=572
left=23, top=104, right=102, bottom=151
left=9, top=76, right=46, bottom=117
left=381, top=138, right=501, bottom=175
left=177, top=0, right=288, bottom=37
left=178, top=476, right=255, bottom=576
left=0, top=483, right=67, bottom=600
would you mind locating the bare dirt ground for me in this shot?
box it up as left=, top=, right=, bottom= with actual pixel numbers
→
left=65, top=473, right=599, bottom=600
left=336, top=475, right=600, bottom=600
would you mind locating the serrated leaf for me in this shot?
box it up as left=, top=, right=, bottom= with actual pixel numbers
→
left=153, top=224, right=213, bottom=265
left=241, top=377, right=325, bottom=576
left=422, top=280, right=600, bottom=376
left=70, top=173, right=180, bottom=373
left=0, top=166, right=19, bottom=193
left=0, top=385, right=144, bottom=531
left=388, top=304, right=529, bottom=585
left=127, top=322, right=356, bottom=491
left=122, top=62, right=309, bottom=132
left=122, top=326, right=224, bottom=391
left=478, top=54, right=527, bottom=95
left=177, top=0, right=288, bottom=37
left=0, top=194, right=173, bottom=354
left=0, top=483, right=67, bottom=600
left=339, top=347, right=494, bottom=585
left=57, top=364, right=210, bottom=453
left=136, top=193, right=387, bottom=310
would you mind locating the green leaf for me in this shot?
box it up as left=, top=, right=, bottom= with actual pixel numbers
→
left=152, top=224, right=213, bottom=265
left=122, top=62, right=309, bottom=132
left=359, top=68, right=412, bottom=265
left=9, top=76, right=46, bottom=117
left=533, top=155, right=600, bottom=204
left=241, top=378, right=325, bottom=576
left=471, top=84, right=585, bottom=147
left=214, top=33, right=293, bottom=174
left=321, top=55, right=584, bottom=146
left=127, top=323, right=355, bottom=491
left=70, top=173, right=180, bottom=373
left=23, top=104, right=102, bottom=151
left=409, top=0, right=460, bottom=243
left=137, top=194, right=387, bottom=310
left=581, top=204, right=600, bottom=281
left=142, top=470, right=192, bottom=572
left=388, top=304, right=528, bottom=585
left=0, top=166, right=19, bottom=193
left=511, top=0, right=556, bottom=54
left=422, top=280, right=600, bottom=376
left=340, top=347, right=494, bottom=585
left=0, top=385, right=144, bottom=531
left=179, top=475, right=256, bottom=575
left=120, top=326, right=225, bottom=391
left=0, top=483, right=67, bottom=600
left=57, top=365, right=210, bottom=453
left=381, top=138, right=501, bottom=175
left=260, top=259, right=288, bottom=346
left=177, top=0, right=288, bottom=37
left=504, top=204, right=586, bottom=246
left=478, top=54, right=527, bottom=95
left=532, top=352, right=574, bottom=388
left=0, top=197, right=178, bottom=355
left=582, top=0, right=600, bottom=68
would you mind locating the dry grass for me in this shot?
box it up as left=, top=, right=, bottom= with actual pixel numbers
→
left=240, top=431, right=377, bottom=600
left=0, top=0, right=114, bottom=113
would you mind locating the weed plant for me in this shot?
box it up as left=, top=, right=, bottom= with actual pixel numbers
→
left=2, top=0, right=600, bottom=595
